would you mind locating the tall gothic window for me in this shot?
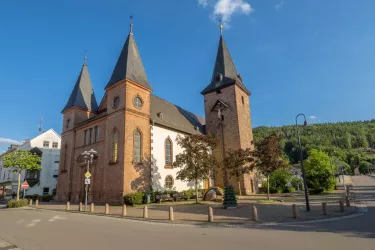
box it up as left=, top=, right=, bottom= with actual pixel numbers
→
left=165, top=137, right=173, bottom=167
left=112, top=130, right=119, bottom=162
left=134, top=129, right=142, bottom=163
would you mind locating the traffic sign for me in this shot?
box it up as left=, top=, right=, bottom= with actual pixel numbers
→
left=21, top=181, right=29, bottom=189
left=85, top=178, right=91, bottom=185
left=85, top=172, right=91, bottom=179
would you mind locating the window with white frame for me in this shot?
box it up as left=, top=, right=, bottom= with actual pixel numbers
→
left=43, top=141, right=50, bottom=148
left=52, top=142, right=58, bottom=148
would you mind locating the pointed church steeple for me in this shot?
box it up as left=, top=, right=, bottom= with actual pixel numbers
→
left=201, top=26, right=250, bottom=95
left=105, top=21, right=151, bottom=90
left=62, top=57, right=98, bottom=113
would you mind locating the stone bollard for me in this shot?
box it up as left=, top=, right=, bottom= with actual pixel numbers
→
left=322, top=202, right=328, bottom=215
left=29, top=199, right=33, bottom=207
left=339, top=200, right=344, bottom=212
left=105, top=203, right=110, bottom=215
left=252, top=206, right=259, bottom=222
left=66, top=201, right=70, bottom=211
left=79, top=202, right=83, bottom=212
left=90, top=203, right=95, bottom=213
left=292, top=204, right=298, bottom=219
left=208, top=207, right=214, bottom=222
left=169, top=206, right=174, bottom=221
left=143, top=206, right=148, bottom=218
left=122, top=204, right=127, bottom=217
left=35, top=200, right=39, bottom=208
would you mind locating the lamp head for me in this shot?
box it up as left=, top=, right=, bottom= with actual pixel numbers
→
left=303, top=120, right=308, bottom=127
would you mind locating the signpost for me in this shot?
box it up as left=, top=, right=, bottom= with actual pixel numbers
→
left=81, top=149, right=97, bottom=212
left=21, top=181, right=29, bottom=198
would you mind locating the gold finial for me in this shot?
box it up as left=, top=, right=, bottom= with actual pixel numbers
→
left=130, top=16, right=134, bottom=34
left=219, top=24, right=223, bottom=35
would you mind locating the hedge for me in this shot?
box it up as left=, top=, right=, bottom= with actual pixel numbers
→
left=8, top=199, right=29, bottom=208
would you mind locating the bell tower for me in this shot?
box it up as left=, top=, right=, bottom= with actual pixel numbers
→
left=202, top=25, right=255, bottom=194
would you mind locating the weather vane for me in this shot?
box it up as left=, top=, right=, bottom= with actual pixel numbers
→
left=130, top=15, right=134, bottom=34
left=216, top=14, right=223, bottom=35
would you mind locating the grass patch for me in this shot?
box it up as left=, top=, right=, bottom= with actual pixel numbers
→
left=257, top=199, right=282, bottom=203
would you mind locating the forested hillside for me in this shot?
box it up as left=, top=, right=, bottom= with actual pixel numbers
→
left=253, top=120, right=375, bottom=174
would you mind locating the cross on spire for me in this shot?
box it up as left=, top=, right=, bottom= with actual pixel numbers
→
left=130, top=16, right=134, bottom=34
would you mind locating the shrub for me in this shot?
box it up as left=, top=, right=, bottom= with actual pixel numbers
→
left=182, top=189, right=195, bottom=199
left=124, top=192, right=144, bottom=206
left=8, top=199, right=29, bottom=208
left=283, top=186, right=296, bottom=193
left=42, top=194, right=53, bottom=202
left=32, top=194, right=40, bottom=201
left=309, top=188, right=324, bottom=195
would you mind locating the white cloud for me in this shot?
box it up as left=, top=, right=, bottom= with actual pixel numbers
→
left=309, top=116, right=317, bottom=120
left=275, top=1, right=284, bottom=11
left=0, top=138, right=22, bottom=146
left=198, top=0, right=254, bottom=27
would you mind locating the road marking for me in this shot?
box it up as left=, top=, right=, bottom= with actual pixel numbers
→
left=26, top=219, right=41, bottom=228
left=48, top=215, right=65, bottom=222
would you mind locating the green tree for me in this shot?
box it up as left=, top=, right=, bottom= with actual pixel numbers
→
left=304, top=149, right=335, bottom=193
left=173, top=134, right=218, bottom=203
left=359, top=161, right=372, bottom=174
left=269, top=167, right=293, bottom=192
left=223, top=148, right=255, bottom=196
left=1, top=150, right=41, bottom=201
left=253, top=134, right=288, bottom=200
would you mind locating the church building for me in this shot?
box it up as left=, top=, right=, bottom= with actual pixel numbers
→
left=56, top=23, right=256, bottom=203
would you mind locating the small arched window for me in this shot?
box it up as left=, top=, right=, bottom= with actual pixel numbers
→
left=112, top=130, right=119, bottom=162
left=165, top=175, right=174, bottom=189
left=134, top=129, right=142, bottom=163
left=165, top=137, right=173, bottom=167
left=66, top=119, right=71, bottom=129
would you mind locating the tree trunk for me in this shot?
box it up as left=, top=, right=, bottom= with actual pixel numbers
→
left=16, top=170, right=21, bottom=201
left=238, top=180, right=242, bottom=196
left=267, top=175, right=270, bottom=201
left=195, top=180, right=199, bottom=204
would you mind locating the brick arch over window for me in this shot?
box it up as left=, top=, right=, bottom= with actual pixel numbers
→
left=133, top=129, right=142, bottom=163
left=165, top=136, right=173, bottom=168
left=112, top=128, right=119, bottom=163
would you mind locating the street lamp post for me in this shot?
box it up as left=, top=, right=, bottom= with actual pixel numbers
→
left=295, top=113, right=311, bottom=212
left=81, top=149, right=97, bottom=212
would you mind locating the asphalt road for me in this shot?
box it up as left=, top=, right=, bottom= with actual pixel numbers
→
left=0, top=200, right=373, bottom=250
left=0, top=176, right=374, bottom=250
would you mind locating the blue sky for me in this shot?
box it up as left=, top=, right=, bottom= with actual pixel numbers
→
left=1, top=0, right=375, bottom=152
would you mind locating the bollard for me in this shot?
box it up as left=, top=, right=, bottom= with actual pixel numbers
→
left=29, top=199, right=33, bottom=207
left=79, top=202, right=83, bottom=212
left=345, top=197, right=350, bottom=208
left=143, top=206, right=148, bottom=218
left=339, top=200, right=344, bottom=212
left=252, top=206, right=258, bottom=222
left=322, top=202, right=328, bottom=215
left=169, top=206, right=174, bottom=221
left=292, top=204, right=298, bottom=219
left=105, top=203, right=110, bottom=215
left=90, top=203, right=95, bottom=213
left=35, top=199, right=39, bottom=208
left=122, top=204, right=127, bottom=217
left=208, top=207, right=214, bottom=222
left=66, top=201, right=70, bottom=211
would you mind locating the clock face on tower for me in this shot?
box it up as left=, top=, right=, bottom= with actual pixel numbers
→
left=113, top=97, right=120, bottom=109
left=133, top=96, right=143, bottom=109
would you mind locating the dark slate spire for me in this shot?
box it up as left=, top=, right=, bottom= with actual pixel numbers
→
left=62, top=58, right=98, bottom=113
left=105, top=23, right=151, bottom=90
left=201, top=26, right=250, bottom=95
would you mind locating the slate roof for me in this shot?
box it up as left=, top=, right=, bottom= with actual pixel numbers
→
left=150, top=95, right=205, bottom=135
left=201, top=35, right=250, bottom=95
left=62, top=63, right=98, bottom=113
left=105, top=32, right=151, bottom=90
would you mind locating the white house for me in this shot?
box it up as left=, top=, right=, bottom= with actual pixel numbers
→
left=0, top=129, right=61, bottom=198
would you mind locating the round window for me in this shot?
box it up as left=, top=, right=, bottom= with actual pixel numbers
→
left=113, top=97, right=120, bottom=109
left=133, top=96, right=143, bottom=109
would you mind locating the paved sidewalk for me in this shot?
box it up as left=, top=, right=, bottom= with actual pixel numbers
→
left=35, top=194, right=356, bottom=225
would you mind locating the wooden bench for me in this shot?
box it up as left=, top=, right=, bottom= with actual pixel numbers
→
left=155, top=194, right=173, bottom=203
